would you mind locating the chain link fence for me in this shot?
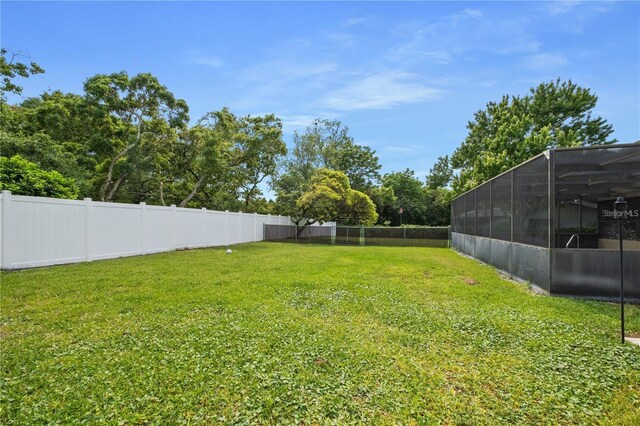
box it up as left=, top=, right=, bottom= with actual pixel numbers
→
left=264, top=224, right=450, bottom=247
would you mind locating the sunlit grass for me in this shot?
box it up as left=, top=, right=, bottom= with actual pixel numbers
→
left=1, top=243, right=639, bottom=424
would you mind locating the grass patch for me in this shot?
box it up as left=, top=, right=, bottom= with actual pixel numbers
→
left=1, top=243, right=639, bottom=424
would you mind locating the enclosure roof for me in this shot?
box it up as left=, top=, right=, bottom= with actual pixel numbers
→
left=554, top=144, right=640, bottom=202
left=453, top=143, right=640, bottom=202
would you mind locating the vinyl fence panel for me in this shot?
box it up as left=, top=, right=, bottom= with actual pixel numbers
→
left=205, top=210, right=228, bottom=247
left=0, top=191, right=294, bottom=269
left=91, top=201, right=143, bottom=260
left=144, top=205, right=174, bottom=254
left=3, top=194, right=87, bottom=268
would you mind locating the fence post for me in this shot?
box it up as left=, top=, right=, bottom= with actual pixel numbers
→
left=346, top=227, right=349, bottom=245
left=1, top=190, right=12, bottom=268
left=224, top=210, right=230, bottom=246
left=202, top=207, right=207, bottom=247
left=254, top=212, right=258, bottom=241
left=403, top=226, right=406, bottom=247
left=295, top=225, right=298, bottom=244
left=171, top=204, right=176, bottom=250
left=331, top=224, right=336, bottom=245
left=84, top=197, right=92, bottom=262
left=360, top=226, right=365, bottom=246
left=238, top=211, right=243, bottom=243
left=140, top=202, right=146, bottom=255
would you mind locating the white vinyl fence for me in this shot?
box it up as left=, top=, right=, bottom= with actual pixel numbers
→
left=0, top=191, right=294, bottom=269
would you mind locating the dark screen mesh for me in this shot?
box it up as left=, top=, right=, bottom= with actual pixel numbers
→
left=464, top=190, right=476, bottom=235
left=335, top=226, right=362, bottom=245
left=450, top=199, right=456, bottom=232
left=554, top=145, right=640, bottom=249
left=476, top=182, right=490, bottom=237
left=451, top=199, right=458, bottom=233
left=513, top=155, right=549, bottom=247
left=491, top=172, right=512, bottom=241
left=457, top=196, right=465, bottom=234
left=364, top=227, right=403, bottom=245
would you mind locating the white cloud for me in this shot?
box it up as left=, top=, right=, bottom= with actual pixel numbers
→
left=343, top=17, right=370, bottom=27
left=192, top=55, right=223, bottom=68
left=282, top=62, right=339, bottom=79
left=382, top=145, right=423, bottom=154
left=423, top=51, right=452, bottom=65
left=280, top=114, right=317, bottom=131
left=545, top=1, right=582, bottom=16
left=322, top=71, right=442, bottom=111
left=322, top=31, right=358, bottom=48
left=525, top=53, right=568, bottom=70
left=451, top=9, right=483, bottom=20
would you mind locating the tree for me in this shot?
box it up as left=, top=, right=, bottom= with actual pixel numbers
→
left=83, top=71, right=189, bottom=201
left=271, top=128, right=324, bottom=216
left=2, top=91, right=98, bottom=197
left=168, top=109, right=286, bottom=211
left=423, top=187, right=452, bottom=226
left=380, top=169, right=425, bottom=225
left=174, top=108, right=236, bottom=207
left=273, top=118, right=381, bottom=217
left=308, top=118, right=381, bottom=191
left=233, top=114, right=286, bottom=210
left=0, top=155, right=78, bottom=199
left=0, top=49, right=44, bottom=98
left=425, top=155, right=452, bottom=190
left=451, top=79, right=616, bottom=193
left=368, top=185, right=397, bottom=225
left=294, top=168, right=378, bottom=229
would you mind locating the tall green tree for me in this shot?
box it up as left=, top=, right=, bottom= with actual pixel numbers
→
left=425, top=155, right=453, bottom=190
left=171, top=109, right=286, bottom=211
left=233, top=114, right=286, bottom=210
left=309, top=118, right=381, bottom=191
left=2, top=91, right=98, bottom=196
left=368, top=185, right=397, bottom=226
left=173, top=108, right=236, bottom=207
left=273, top=118, right=381, bottom=217
left=0, top=48, right=44, bottom=98
left=423, top=187, right=452, bottom=226
left=83, top=71, right=189, bottom=202
left=380, top=169, right=425, bottom=225
left=451, top=79, right=616, bottom=193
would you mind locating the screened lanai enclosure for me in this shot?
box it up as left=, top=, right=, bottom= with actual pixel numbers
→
left=451, top=144, right=640, bottom=300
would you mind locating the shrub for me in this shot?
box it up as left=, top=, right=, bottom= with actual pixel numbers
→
left=0, top=154, right=78, bottom=199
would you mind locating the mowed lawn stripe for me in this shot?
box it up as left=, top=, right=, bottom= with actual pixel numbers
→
left=1, top=243, right=639, bottom=424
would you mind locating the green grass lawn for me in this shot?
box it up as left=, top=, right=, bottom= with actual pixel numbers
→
left=1, top=243, right=639, bottom=424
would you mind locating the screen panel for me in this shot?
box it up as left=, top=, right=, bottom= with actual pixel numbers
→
left=491, top=171, right=512, bottom=241
left=513, top=155, right=549, bottom=247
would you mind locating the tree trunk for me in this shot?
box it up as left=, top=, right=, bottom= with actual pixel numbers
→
left=105, top=172, right=129, bottom=202
left=179, top=175, right=205, bottom=207
left=159, top=181, right=166, bottom=206
left=100, top=118, right=143, bottom=201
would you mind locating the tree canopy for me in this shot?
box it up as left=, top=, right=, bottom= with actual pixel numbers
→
left=1, top=48, right=44, bottom=98
left=272, top=118, right=382, bottom=220
left=1, top=68, right=287, bottom=213
left=295, top=168, right=378, bottom=227
left=0, top=155, right=78, bottom=199
left=450, top=79, right=616, bottom=193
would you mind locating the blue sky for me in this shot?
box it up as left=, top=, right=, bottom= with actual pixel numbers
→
left=2, top=1, right=639, bottom=181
